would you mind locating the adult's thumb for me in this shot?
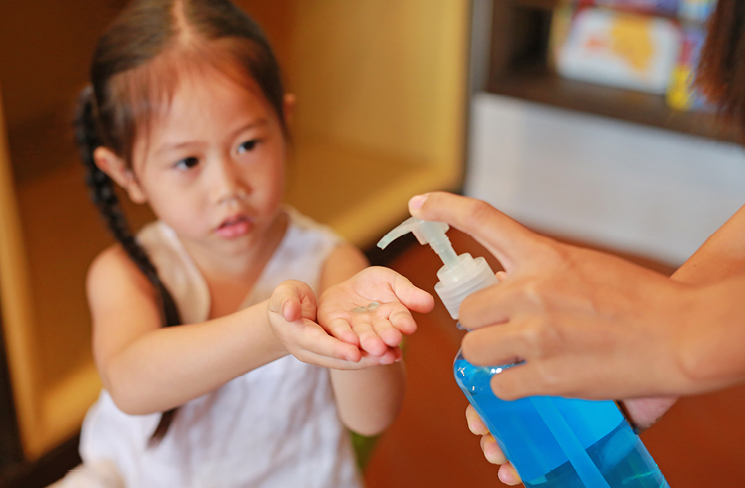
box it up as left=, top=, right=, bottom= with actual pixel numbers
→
left=408, top=192, right=537, bottom=273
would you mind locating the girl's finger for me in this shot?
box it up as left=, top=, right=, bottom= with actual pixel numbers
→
left=301, top=321, right=362, bottom=362
left=385, top=269, right=435, bottom=313
left=270, top=280, right=317, bottom=322
left=325, top=317, right=360, bottom=346
left=389, top=307, right=417, bottom=335
left=408, top=192, right=538, bottom=273
left=282, top=295, right=303, bottom=322
left=302, top=350, right=387, bottom=370
left=371, top=318, right=403, bottom=348
left=351, top=319, right=388, bottom=357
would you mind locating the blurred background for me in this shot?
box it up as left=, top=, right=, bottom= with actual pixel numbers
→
left=1, top=0, right=744, bottom=487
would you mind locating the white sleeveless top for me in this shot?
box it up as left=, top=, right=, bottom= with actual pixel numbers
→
left=79, top=208, right=364, bottom=488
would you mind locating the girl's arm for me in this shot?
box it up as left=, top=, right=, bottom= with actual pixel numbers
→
left=320, top=244, right=431, bottom=437
left=88, top=245, right=360, bottom=416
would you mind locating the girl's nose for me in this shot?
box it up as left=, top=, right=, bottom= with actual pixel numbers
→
left=212, top=159, right=248, bottom=205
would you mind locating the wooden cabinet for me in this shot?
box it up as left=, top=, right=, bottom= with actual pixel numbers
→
left=0, top=0, right=469, bottom=481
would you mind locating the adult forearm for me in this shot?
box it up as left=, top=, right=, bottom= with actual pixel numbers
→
left=677, top=275, right=745, bottom=394
left=672, top=204, right=745, bottom=285
left=103, top=301, right=286, bottom=415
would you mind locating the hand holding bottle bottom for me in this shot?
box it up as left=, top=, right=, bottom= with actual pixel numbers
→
left=466, top=404, right=522, bottom=485
left=464, top=392, right=676, bottom=487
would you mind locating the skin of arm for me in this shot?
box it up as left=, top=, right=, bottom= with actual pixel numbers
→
left=88, top=244, right=377, bottom=416
left=469, top=203, right=745, bottom=484
left=321, top=244, right=411, bottom=437
left=409, top=192, right=745, bottom=400
left=409, top=193, right=745, bottom=484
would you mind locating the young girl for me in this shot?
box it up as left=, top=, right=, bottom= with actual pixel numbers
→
left=54, top=0, right=434, bottom=486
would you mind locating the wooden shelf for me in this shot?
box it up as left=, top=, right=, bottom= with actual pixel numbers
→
left=489, top=0, right=739, bottom=143
left=489, top=69, right=738, bottom=142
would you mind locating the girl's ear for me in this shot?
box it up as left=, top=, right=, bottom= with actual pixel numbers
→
left=283, top=93, right=296, bottom=126
left=93, top=146, right=148, bottom=204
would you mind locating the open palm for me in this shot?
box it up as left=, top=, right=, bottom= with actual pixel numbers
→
left=317, top=266, right=434, bottom=360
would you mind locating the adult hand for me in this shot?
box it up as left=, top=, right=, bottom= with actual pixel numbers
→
left=408, top=192, right=707, bottom=400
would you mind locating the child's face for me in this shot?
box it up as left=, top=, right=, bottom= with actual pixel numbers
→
left=129, top=69, right=287, bottom=251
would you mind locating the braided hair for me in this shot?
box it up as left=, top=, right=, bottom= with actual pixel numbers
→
left=73, top=0, right=286, bottom=445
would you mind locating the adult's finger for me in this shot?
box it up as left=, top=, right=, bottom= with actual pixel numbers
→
left=461, top=318, right=534, bottom=367
left=458, top=278, right=547, bottom=330
left=408, top=192, right=538, bottom=273
left=465, top=404, right=490, bottom=435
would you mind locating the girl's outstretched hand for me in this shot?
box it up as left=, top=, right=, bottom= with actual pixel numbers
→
left=268, top=280, right=401, bottom=370
left=317, top=266, right=435, bottom=361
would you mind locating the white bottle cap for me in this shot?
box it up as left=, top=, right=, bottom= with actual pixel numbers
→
left=378, top=217, right=498, bottom=319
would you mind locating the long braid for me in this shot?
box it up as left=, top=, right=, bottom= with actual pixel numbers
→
left=74, top=86, right=181, bottom=445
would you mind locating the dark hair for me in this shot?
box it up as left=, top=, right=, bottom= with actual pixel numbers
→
left=697, top=0, right=745, bottom=135
left=73, top=0, right=286, bottom=445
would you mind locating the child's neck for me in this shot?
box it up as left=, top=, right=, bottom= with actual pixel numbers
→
left=182, top=211, right=289, bottom=318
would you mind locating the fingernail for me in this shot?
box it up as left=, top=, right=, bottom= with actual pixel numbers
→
left=408, top=194, right=428, bottom=211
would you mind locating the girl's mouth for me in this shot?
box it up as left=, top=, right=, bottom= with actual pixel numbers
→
left=216, top=215, right=253, bottom=238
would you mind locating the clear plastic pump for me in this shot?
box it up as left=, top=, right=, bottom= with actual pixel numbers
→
left=378, top=217, right=498, bottom=319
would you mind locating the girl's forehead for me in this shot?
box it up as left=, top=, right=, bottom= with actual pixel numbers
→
left=169, top=68, right=266, bottom=118
left=130, top=67, right=276, bottom=170
left=150, top=70, right=271, bottom=137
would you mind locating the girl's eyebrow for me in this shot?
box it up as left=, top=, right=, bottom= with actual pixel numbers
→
left=228, top=118, right=270, bottom=139
left=155, top=118, right=270, bottom=155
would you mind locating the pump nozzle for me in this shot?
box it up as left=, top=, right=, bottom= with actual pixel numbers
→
left=377, top=217, right=459, bottom=268
left=378, top=216, right=498, bottom=319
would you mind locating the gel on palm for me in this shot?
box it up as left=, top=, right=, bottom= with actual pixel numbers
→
left=378, top=217, right=669, bottom=488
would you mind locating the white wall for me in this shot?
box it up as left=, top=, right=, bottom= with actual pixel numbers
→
left=466, top=93, right=745, bottom=265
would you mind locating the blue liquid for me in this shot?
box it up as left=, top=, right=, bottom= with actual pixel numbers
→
left=454, top=354, right=669, bottom=487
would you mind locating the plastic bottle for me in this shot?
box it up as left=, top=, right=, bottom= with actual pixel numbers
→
left=378, top=217, right=669, bottom=488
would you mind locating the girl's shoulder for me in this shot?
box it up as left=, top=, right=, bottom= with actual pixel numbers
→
left=86, top=224, right=163, bottom=309
left=87, top=243, right=157, bottom=305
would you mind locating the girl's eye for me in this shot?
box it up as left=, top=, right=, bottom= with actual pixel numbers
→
left=237, top=139, right=259, bottom=154
left=175, top=157, right=199, bottom=170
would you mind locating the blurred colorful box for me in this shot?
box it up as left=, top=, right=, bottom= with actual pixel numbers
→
left=666, top=26, right=715, bottom=111
left=555, top=8, right=682, bottom=94
left=678, top=0, right=717, bottom=22
left=578, top=0, right=679, bottom=15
